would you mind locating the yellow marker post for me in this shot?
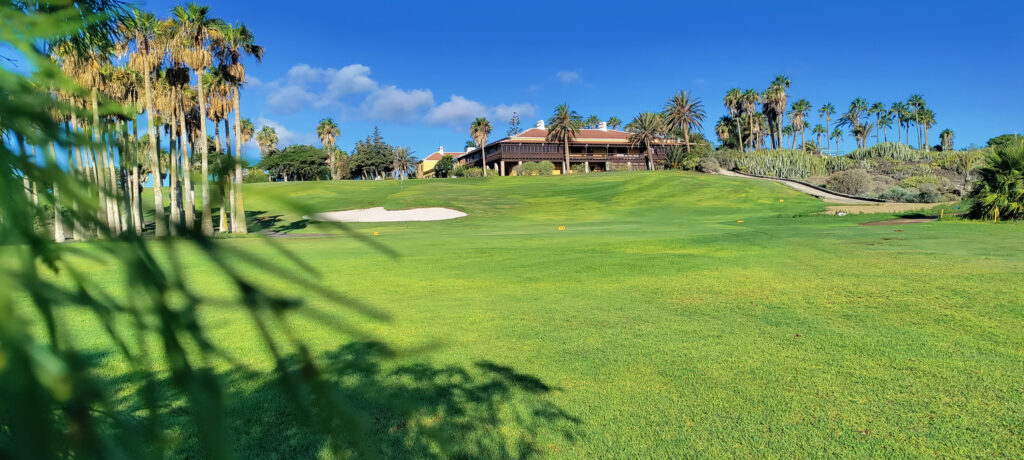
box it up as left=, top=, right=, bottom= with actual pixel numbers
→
left=373, top=231, right=380, bottom=236
left=779, top=199, right=784, bottom=203
left=736, top=220, right=744, bottom=223
left=558, top=226, right=565, bottom=231
left=940, top=209, right=944, bottom=221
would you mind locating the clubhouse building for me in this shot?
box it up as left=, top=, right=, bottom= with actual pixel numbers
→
left=461, top=121, right=686, bottom=175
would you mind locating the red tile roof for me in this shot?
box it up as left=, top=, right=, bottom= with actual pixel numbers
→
left=515, top=128, right=633, bottom=140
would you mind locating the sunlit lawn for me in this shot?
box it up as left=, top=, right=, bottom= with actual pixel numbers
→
left=51, top=172, right=1024, bottom=457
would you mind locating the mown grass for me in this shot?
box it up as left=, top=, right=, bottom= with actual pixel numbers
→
left=43, top=172, right=1024, bottom=456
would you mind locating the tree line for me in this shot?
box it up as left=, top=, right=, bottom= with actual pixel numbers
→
left=252, top=124, right=416, bottom=181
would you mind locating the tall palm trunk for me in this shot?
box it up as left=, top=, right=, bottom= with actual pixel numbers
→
left=69, top=116, right=85, bottom=241
left=224, top=118, right=236, bottom=233
left=825, top=117, right=831, bottom=155
left=178, top=98, right=194, bottom=230
left=89, top=88, right=112, bottom=234
left=197, top=67, right=213, bottom=236
left=232, top=87, right=247, bottom=234
left=563, top=137, right=569, bottom=174
left=734, top=118, right=744, bottom=153
left=169, top=114, right=180, bottom=234
left=48, top=141, right=65, bottom=242
left=645, top=143, right=654, bottom=171
left=683, top=126, right=691, bottom=153
left=143, top=71, right=166, bottom=237
left=214, top=119, right=227, bottom=233
left=481, top=141, right=488, bottom=177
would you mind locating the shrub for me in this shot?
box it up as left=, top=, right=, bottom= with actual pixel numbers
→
left=710, top=150, right=741, bottom=170
left=825, top=169, right=872, bottom=195
left=571, top=163, right=589, bottom=174
left=877, top=186, right=917, bottom=202
left=434, top=155, right=454, bottom=178
left=451, top=166, right=483, bottom=178
left=735, top=149, right=827, bottom=180
left=516, top=161, right=552, bottom=176
left=849, top=142, right=922, bottom=161
left=917, top=183, right=947, bottom=203
left=900, top=174, right=944, bottom=189
left=968, top=140, right=1024, bottom=220
left=243, top=169, right=269, bottom=183
left=697, top=157, right=720, bottom=173
left=663, top=146, right=700, bottom=170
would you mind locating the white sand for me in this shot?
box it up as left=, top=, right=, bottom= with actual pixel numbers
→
left=313, top=207, right=467, bottom=223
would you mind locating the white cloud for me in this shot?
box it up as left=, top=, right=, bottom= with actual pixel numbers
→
left=491, top=103, right=537, bottom=122
left=556, top=70, right=581, bottom=83
left=424, top=95, right=487, bottom=126
left=362, top=86, right=434, bottom=121
left=326, top=64, right=378, bottom=97
left=258, top=63, right=535, bottom=126
left=265, top=84, right=318, bottom=114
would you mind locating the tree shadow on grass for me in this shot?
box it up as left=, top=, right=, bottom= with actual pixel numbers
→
left=156, top=342, right=581, bottom=458
left=245, top=211, right=310, bottom=234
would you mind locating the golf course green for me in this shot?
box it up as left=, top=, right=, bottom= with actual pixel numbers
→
left=50, top=171, right=1024, bottom=457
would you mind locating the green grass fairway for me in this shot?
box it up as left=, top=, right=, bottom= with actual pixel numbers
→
left=51, top=172, right=1024, bottom=457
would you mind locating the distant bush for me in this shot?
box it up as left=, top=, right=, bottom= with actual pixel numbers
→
left=663, top=146, right=700, bottom=170
left=243, top=169, right=269, bottom=183
left=917, top=183, right=947, bottom=203
left=515, top=161, right=555, bottom=176
left=571, top=163, right=589, bottom=174
left=434, top=155, right=454, bottom=178
left=900, top=174, right=944, bottom=189
left=825, top=169, right=872, bottom=195
left=451, top=166, right=483, bottom=178
left=709, top=150, right=741, bottom=170
left=697, top=157, right=720, bottom=173
left=877, top=186, right=917, bottom=202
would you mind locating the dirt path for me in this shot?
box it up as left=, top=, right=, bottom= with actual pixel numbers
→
left=717, top=169, right=878, bottom=204
left=825, top=202, right=949, bottom=215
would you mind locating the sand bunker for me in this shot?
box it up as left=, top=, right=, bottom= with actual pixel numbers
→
left=313, top=207, right=466, bottom=223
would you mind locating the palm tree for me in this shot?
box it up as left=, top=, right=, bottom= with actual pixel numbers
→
left=317, top=118, right=340, bottom=179
left=584, top=115, right=601, bottom=129
left=715, top=116, right=733, bottom=148
left=812, top=124, right=827, bottom=154
left=907, top=94, right=926, bottom=149
left=662, top=90, right=705, bottom=152
left=392, top=146, right=414, bottom=181
left=789, top=99, right=811, bottom=150
left=546, top=104, right=581, bottom=174
left=890, top=101, right=908, bottom=145
left=724, top=88, right=744, bottom=152
left=627, top=112, right=665, bottom=170
left=940, top=129, right=954, bottom=151
left=869, top=102, right=886, bottom=145
left=607, top=116, right=622, bottom=130
left=765, top=75, right=790, bottom=149
left=818, top=103, right=835, bottom=155
left=469, top=117, right=492, bottom=176
left=968, top=141, right=1024, bottom=220
left=216, top=21, right=261, bottom=234
left=120, top=7, right=166, bottom=236
left=740, top=89, right=761, bottom=151
left=831, top=128, right=845, bottom=153
left=168, top=2, right=225, bottom=236
left=255, top=125, right=278, bottom=158
left=877, top=112, right=893, bottom=142
left=920, top=108, right=935, bottom=151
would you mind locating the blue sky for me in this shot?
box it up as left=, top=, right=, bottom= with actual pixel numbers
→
left=133, top=0, right=1022, bottom=163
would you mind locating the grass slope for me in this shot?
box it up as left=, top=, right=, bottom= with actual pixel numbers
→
left=56, top=172, right=1024, bottom=456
